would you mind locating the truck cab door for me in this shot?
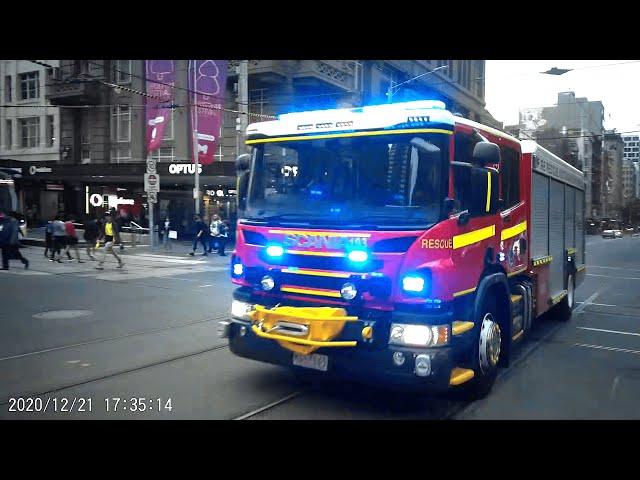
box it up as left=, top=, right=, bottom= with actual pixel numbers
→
left=498, top=146, right=528, bottom=276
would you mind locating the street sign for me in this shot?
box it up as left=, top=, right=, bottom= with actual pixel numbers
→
left=148, top=192, right=158, bottom=203
left=145, top=173, right=160, bottom=193
left=146, top=158, right=157, bottom=174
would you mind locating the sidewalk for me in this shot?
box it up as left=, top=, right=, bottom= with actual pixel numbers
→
left=22, top=227, right=235, bottom=257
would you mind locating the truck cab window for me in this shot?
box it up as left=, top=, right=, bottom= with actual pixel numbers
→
left=453, top=131, right=480, bottom=212
left=500, top=147, right=521, bottom=209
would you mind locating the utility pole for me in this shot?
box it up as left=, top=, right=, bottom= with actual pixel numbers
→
left=192, top=62, right=200, bottom=215
left=238, top=60, right=249, bottom=154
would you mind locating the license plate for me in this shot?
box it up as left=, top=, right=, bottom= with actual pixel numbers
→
left=292, top=353, right=328, bottom=372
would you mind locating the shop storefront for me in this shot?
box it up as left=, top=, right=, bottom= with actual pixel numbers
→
left=0, top=160, right=236, bottom=235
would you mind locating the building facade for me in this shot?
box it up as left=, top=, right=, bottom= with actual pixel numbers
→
left=602, top=130, right=624, bottom=218
left=0, top=60, right=62, bottom=221
left=0, top=59, right=498, bottom=228
left=510, top=91, right=605, bottom=219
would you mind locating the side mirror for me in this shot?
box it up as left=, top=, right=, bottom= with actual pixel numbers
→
left=236, top=153, right=251, bottom=173
left=472, top=142, right=501, bottom=167
left=468, top=166, right=499, bottom=216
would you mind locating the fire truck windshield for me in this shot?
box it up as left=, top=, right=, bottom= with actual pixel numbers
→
left=246, top=132, right=450, bottom=227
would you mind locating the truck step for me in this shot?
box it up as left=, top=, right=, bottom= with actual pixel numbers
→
left=452, top=321, right=474, bottom=335
left=510, top=294, right=523, bottom=303
left=449, top=368, right=475, bottom=386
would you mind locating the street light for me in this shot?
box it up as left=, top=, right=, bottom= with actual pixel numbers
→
left=386, top=65, right=448, bottom=103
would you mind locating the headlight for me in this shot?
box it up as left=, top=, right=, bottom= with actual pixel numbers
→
left=231, top=300, right=253, bottom=320
left=233, top=262, right=244, bottom=276
left=389, top=323, right=449, bottom=347
left=260, top=275, right=275, bottom=291
left=402, top=275, right=425, bottom=293
left=266, top=244, right=284, bottom=258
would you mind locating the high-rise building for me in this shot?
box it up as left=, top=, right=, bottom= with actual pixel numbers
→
left=510, top=92, right=605, bottom=219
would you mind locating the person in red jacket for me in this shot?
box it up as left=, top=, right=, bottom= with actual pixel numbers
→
left=63, top=215, right=84, bottom=263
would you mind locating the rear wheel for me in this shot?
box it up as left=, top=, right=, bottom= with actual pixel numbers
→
left=557, top=273, right=575, bottom=321
left=456, top=297, right=501, bottom=401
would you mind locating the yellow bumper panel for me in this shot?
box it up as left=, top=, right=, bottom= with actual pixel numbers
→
left=249, top=305, right=359, bottom=355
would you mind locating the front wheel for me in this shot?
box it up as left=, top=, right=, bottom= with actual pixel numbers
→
left=456, top=298, right=501, bottom=400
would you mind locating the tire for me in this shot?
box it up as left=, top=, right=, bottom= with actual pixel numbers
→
left=556, top=273, right=575, bottom=321
left=456, top=296, right=502, bottom=401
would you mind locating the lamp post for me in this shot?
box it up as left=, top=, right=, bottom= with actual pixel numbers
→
left=386, top=65, right=448, bottom=103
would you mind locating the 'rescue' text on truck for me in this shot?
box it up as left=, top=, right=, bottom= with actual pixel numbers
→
left=219, top=100, right=586, bottom=399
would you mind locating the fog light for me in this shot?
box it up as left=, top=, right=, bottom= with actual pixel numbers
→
left=239, top=326, right=247, bottom=336
left=231, top=300, right=253, bottom=320
left=392, top=351, right=405, bottom=366
left=233, top=263, right=244, bottom=276
left=341, top=282, right=358, bottom=300
left=261, top=275, right=275, bottom=291
left=414, top=354, right=431, bottom=377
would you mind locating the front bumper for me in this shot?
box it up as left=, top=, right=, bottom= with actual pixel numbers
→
left=227, top=320, right=457, bottom=392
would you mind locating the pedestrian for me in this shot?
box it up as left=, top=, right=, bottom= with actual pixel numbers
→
left=216, top=219, right=229, bottom=256
left=208, top=214, right=221, bottom=253
left=51, top=214, right=68, bottom=263
left=83, top=217, right=99, bottom=260
left=44, top=220, right=54, bottom=259
left=95, top=213, right=124, bottom=270
left=162, top=216, right=172, bottom=251
left=0, top=208, right=29, bottom=270
left=63, top=215, right=84, bottom=263
left=189, top=215, right=208, bottom=256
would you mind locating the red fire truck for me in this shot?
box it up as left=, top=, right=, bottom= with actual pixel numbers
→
left=219, top=100, right=586, bottom=398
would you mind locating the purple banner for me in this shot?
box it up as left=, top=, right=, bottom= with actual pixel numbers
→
left=189, top=60, right=227, bottom=165
left=145, top=60, right=175, bottom=153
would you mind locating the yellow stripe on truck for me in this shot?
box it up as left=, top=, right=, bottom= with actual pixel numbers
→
left=486, top=171, right=491, bottom=213
left=501, top=221, right=527, bottom=241
left=452, top=225, right=496, bottom=249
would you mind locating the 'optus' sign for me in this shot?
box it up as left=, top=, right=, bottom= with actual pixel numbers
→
left=168, top=164, right=203, bottom=174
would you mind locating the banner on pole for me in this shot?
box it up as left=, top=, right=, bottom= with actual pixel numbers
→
left=145, top=60, right=176, bottom=152
left=189, top=60, right=228, bottom=165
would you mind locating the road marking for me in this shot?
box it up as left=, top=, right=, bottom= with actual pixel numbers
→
left=573, top=342, right=640, bottom=356
left=589, top=265, right=640, bottom=273
left=199, top=284, right=214, bottom=287
left=587, top=274, right=640, bottom=281
left=577, top=326, right=640, bottom=337
left=573, top=289, right=602, bottom=315
left=233, top=391, right=303, bottom=420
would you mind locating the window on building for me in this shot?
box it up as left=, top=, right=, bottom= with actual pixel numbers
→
left=249, top=88, right=269, bottom=117
left=500, top=146, right=521, bottom=209
left=162, top=108, right=173, bottom=140
left=5, top=119, right=11, bottom=149
left=114, top=60, right=132, bottom=84
left=81, top=110, right=91, bottom=161
left=46, top=115, right=55, bottom=147
left=110, top=106, right=131, bottom=161
left=19, top=71, right=39, bottom=100
left=151, top=146, right=175, bottom=162
left=19, top=117, right=40, bottom=148
left=4, top=75, right=11, bottom=102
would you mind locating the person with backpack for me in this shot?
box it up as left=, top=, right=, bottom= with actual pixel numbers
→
left=95, top=213, right=124, bottom=270
left=0, top=208, right=29, bottom=270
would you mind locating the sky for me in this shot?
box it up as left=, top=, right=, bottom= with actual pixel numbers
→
left=485, top=60, right=640, bottom=134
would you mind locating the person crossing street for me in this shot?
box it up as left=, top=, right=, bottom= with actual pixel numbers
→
left=0, top=208, right=29, bottom=270
left=95, top=213, right=124, bottom=270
